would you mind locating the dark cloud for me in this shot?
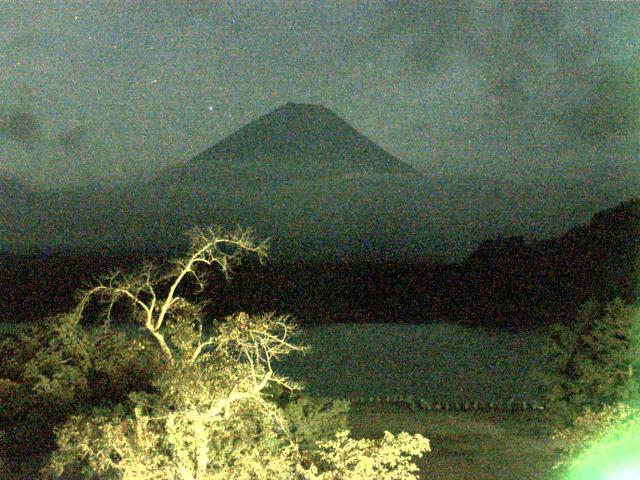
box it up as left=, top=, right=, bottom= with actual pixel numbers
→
left=59, top=125, right=89, bottom=151
left=0, top=83, right=44, bottom=149
left=374, top=0, right=563, bottom=76
left=510, top=0, right=563, bottom=42
left=0, top=111, right=40, bottom=143
left=371, top=1, right=569, bottom=119
left=559, top=60, right=640, bottom=144
left=370, top=0, right=639, bottom=182
left=475, top=2, right=566, bottom=116
left=375, top=0, right=471, bottom=73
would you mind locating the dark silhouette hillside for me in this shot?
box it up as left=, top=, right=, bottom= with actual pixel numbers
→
left=1, top=197, right=637, bottom=333
left=455, top=197, right=640, bottom=330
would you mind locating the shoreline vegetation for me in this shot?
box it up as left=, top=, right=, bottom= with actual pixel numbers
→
left=1, top=224, right=637, bottom=479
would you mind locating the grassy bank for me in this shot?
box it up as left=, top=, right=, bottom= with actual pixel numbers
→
left=348, top=402, right=565, bottom=480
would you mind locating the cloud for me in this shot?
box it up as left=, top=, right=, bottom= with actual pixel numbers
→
left=0, top=111, right=40, bottom=143
left=374, top=0, right=568, bottom=114
left=59, top=124, right=89, bottom=152
left=368, top=0, right=640, bottom=181
left=556, top=59, right=640, bottom=144
left=373, top=0, right=471, bottom=73
left=0, top=82, right=43, bottom=147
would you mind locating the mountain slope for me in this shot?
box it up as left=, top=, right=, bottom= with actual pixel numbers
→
left=1, top=102, right=638, bottom=263
left=153, top=102, right=417, bottom=187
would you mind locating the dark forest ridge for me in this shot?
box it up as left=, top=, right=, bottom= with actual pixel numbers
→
left=1, top=197, right=637, bottom=332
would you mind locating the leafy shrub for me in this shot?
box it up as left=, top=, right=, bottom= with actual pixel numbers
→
left=294, top=430, right=430, bottom=480
left=540, top=296, right=640, bottom=427
left=280, top=394, right=351, bottom=453
left=30, top=225, right=431, bottom=479
left=261, top=381, right=352, bottom=454
left=0, top=311, right=168, bottom=461
left=84, top=323, right=168, bottom=408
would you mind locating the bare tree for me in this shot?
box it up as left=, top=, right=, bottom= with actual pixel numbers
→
left=71, top=225, right=268, bottom=361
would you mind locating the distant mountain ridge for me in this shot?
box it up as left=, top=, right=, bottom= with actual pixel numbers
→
left=0, top=102, right=638, bottom=263
left=0, top=102, right=423, bottom=258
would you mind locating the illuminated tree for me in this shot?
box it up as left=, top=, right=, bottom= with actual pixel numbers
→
left=31, top=225, right=430, bottom=479
left=548, top=198, right=640, bottom=478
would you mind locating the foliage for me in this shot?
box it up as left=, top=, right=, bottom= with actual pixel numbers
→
left=0, top=312, right=167, bottom=460
left=540, top=296, right=640, bottom=427
left=294, top=430, right=430, bottom=480
left=27, top=225, right=431, bottom=479
left=280, top=394, right=351, bottom=453
left=260, top=381, right=352, bottom=455
left=551, top=401, right=640, bottom=472
left=42, top=314, right=304, bottom=480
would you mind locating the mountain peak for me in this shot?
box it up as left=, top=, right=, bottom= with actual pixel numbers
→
left=282, top=101, right=324, bottom=109
left=178, top=102, right=417, bottom=182
left=267, top=101, right=336, bottom=123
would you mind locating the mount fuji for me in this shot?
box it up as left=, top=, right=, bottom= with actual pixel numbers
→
left=158, top=102, right=416, bottom=184
left=1, top=103, right=435, bottom=260
left=1, top=102, right=637, bottom=262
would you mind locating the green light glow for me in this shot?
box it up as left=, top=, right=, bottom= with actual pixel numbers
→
left=561, top=302, right=640, bottom=480
left=610, top=468, right=640, bottom=480
left=562, top=418, right=640, bottom=480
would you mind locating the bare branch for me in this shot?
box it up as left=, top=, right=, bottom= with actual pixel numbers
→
left=152, top=226, right=267, bottom=333
left=189, top=337, right=217, bottom=364
left=67, top=226, right=268, bottom=365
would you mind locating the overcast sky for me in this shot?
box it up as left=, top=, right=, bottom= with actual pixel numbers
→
left=0, top=0, right=638, bottom=190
